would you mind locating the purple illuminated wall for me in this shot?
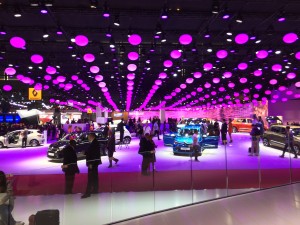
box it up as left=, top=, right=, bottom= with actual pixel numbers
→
left=268, top=99, right=300, bottom=124
left=129, top=102, right=268, bottom=123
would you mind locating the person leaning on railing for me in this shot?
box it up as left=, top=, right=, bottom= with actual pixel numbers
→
left=0, top=171, right=24, bottom=225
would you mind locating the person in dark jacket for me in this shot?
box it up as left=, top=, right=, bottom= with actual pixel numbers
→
left=103, top=123, right=109, bottom=138
left=117, top=118, right=125, bottom=143
left=280, top=126, right=298, bottom=158
left=221, top=119, right=228, bottom=145
left=61, top=140, right=80, bottom=194
left=107, top=129, right=119, bottom=168
left=138, top=133, right=154, bottom=175
left=81, top=133, right=102, bottom=199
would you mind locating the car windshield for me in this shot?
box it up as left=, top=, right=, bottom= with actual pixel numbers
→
left=292, top=128, right=300, bottom=136
left=61, top=133, right=80, bottom=140
left=178, top=128, right=198, bottom=136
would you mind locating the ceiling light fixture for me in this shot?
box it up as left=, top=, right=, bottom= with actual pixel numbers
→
left=105, top=27, right=112, bottom=37
left=103, top=1, right=110, bottom=18
left=90, top=0, right=98, bottom=9
left=161, top=33, right=167, bottom=42
left=113, top=15, right=120, bottom=26
left=14, top=6, right=22, bottom=17
left=204, top=28, right=211, bottom=38
left=222, top=7, right=230, bottom=19
left=42, top=29, right=49, bottom=38
left=40, top=4, right=48, bottom=14
left=56, top=27, right=63, bottom=35
left=235, top=13, right=243, bottom=23
left=0, top=26, right=6, bottom=35
left=161, top=4, right=168, bottom=19
left=212, top=0, right=220, bottom=14
left=109, top=38, right=115, bottom=48
left=277, top=10, right=286, bottom=22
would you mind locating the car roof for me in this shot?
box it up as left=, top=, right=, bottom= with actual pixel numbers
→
left=10, top=129, right=39, bottom=132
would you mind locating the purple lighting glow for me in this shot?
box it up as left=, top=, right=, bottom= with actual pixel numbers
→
left=216, top=50, right=228, bottom=59
left=46, top=66, right=56, bottom=74
left=272, top=64, right=282, bottom=72
left=83, top=53, right=95, bottom=63
left=90, top=66, right=100, bottom=73
left=235, top=33, right=249, bottom=44
left=75, top=35, right=89, bottom=46
left=295, top=52, right=300, bottom=60
left=31, top=54, right=44, bottom=64
left=127, top=64, right=137, bottom=71
left=283, top=33, right=298, bottom=44
left=256, top=50, right=268, bottom=59
left=128, top=34, right=142, bottom=45
left=3, top=85, right=12, bottom=92
left=163, top=60, right=173, bottom=68
left=159, top=72, right=167, bottom=79
left=128, top=52, right=139, bottom=61
left=10, top=36, right=26, bottom=48
left=287, top=72, right=296, bottom=79
left=238, top=62, right=248, bottom=70
left=203, top=63, right=213, bottom=71
left=193, top=72, right=202, bottom=79
left=170, top=50, right=182, bottom=59
left=223, top=72, right=232, bottom=78
left=186, top=78, right=194, bottom=84
left=240, top=78, right=247, bottom=83
left=4, top=67, right=16, bottom=76
left=179, top=34, right=192, bottom=45
left=269, top=79, right=278, bottom=85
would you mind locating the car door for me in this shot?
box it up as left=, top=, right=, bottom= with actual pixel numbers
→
left=76, top=133, right=89, bottom=154
left=246, top=119, right=253, bottom=132
left=269, top=126, right=285, bottom=147
left=7, top=131, right=22, bottom=147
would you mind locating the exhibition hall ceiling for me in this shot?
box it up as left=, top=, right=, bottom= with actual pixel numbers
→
left=0, top=0, right=299, bottom=111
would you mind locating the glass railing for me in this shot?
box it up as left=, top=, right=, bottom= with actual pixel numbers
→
left=1, top=133, right=299, bottom=225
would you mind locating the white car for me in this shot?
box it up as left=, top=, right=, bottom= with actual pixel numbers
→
left=0, top=129, right=45, bottom=148
left=96, top=126, right=132, bottom=144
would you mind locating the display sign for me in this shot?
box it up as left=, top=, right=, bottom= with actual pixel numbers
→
left=28, top=88, right=42, bottom=100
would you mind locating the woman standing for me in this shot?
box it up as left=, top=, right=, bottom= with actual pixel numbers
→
left=107, top=129, right=119, bottom=168
left=228, top=118, right=233, bottom=143
left=61, top=140, right=80, bottom=194
left=0, top=171, right=24, bottom=225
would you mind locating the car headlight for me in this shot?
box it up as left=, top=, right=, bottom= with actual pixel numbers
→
left=58, top=146, right=65, bottom=150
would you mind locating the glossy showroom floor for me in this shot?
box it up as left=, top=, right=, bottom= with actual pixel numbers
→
left=1, top=133, right=300, bottom=224
left=115, top=183, right=300, bottom=225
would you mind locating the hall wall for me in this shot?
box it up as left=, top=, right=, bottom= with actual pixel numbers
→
left=268, top=99, right=300, bottom=124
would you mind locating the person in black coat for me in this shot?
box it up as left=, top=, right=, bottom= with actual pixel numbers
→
left=81, top=133, right=102, bottom=199
left=107, top=129, right=119, bottom=168
left=117, top=118, right=125, bottom=143
left=138, top=133, right=154, bottom=176
left=221, top=119, right=228, bottom=145
left=61, top=140, right=79, bottom=194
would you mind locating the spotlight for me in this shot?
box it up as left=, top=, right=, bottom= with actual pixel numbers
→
left=161, top=33, right=166, bottom=42
left=29, top=0, right=39, bottom=7
left=0, top=26, right=6, bottom=35
left=161, top=4, right=168, bottom=19
left=105, top=27, right=112, bottom=38
left=204, top=27, right=210, bottom=38
left=277, top=10, right=286, bottom=22
left=14, top=6, right=22, bottom=17
left=212, top=0, right=220, bottom=14
left=222, top=8, right=230, bottom=19
left=42, top=29, right=49, bottom=38
left=109, top=38, right=115, bottom=48
left=235, top=13, right=243, bottom=23
left=40, top=4, right=48, bottom=14
left=103, top=2, right=110, bottom=18
left=56, top=27, right=63, bottom=35
left=150, top=43, right=156, bottom=52
left=155, top=23, right=162, bottom=34
left=113, top=15, right=120, bottom=26
left=44, top=0, right=53, bottom=7
left=90, top=0, right=98, bottom=9
left=99, top=46, right=105, bottom=55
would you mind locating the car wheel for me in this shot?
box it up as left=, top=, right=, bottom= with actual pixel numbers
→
left=232, top=127, right=238, bottom=133
left=30, top=139, right=39, bottom=147
left=263, top=138, right=270, bottom=146
left=123, top=137, right=131, bottom=144
left=0, top=141, right=3, bottom=148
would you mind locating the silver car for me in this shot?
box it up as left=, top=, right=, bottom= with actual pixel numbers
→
left=0, top=129, right=45, bottom=148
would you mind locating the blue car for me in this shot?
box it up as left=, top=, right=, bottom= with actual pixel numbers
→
left=172, top=125, right=218, bottom=155
left=163, top=132, right=177, bottom=146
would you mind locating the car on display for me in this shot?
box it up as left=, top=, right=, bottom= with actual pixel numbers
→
left=95, top=126, right=132, bottom=144
left=231, top=118, right=254, bottom=133
left=177, top=118, right=208, bottom=128
left=163, top=132, right=177, bottom=146
left=0, top=129, right=44, bottom=148
left=47, top=131, right=108, bottom=160
left=262, top=125, right=300, bottom=152
left=172, top=125, right=219, bottom=155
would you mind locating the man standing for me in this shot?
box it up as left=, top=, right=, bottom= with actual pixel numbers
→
left=221, top=119, right=228, bottom=145
left=81, top=133, right=102, bottom=198
left=22, top=127, right=28, bottom=148
left=192, top=130, right=200, bottom=161
left=280, top=126, right=298, bottom=159
left=117, top=118, right=125, bottom=144
left=153, top=121, right=160, bottom=140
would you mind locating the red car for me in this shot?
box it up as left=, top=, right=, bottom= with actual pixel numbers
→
left=232, top=118, right=254, bottom=133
